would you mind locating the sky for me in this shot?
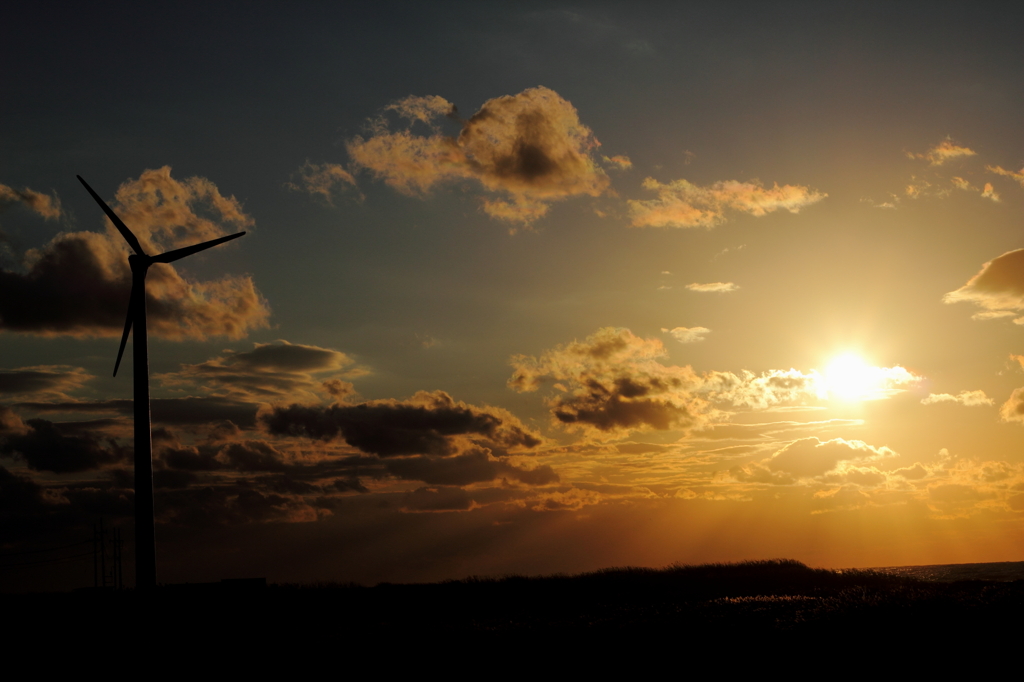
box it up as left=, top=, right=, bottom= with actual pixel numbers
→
left=5, top=1, right=1024, bottom=590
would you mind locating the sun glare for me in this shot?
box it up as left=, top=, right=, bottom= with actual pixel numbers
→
left=824, top=353, right=877, bottom=402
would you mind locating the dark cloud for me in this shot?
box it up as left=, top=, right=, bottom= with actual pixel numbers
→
left=401, top=486, right=476, bottom=512
left=220, top=440, right=289, bottom=472
left=0, top=417, right=126, bottom=473
left=261, top=390, right=541, bottom=456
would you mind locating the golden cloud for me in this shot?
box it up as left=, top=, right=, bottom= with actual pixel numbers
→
left=686, top=282, right=739, bottom=293
left=286, top=161, right=359, bottom=203
left=910, top=140, right=977, bottom=166
left=347, top=87, right=611, bottom=225
left=0, top=183, right=62, bottom=219
left=921, top=390, right=993, bottom=407
left=628, top=177, right=825, bottom=229
left=662, top=326, right=710, bottom=344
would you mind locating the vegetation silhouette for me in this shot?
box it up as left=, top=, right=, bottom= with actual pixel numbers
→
left=7, top=559, right=1023, bottom=661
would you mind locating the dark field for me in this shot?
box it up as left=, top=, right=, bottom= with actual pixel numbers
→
left=8, top=560, right=1022, bottom=663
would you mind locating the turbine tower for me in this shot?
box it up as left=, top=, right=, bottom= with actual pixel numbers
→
left=78, top=175, right=245, bottom=590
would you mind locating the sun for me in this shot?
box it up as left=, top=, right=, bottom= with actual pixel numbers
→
left=824, top=353, right=877, bottom=402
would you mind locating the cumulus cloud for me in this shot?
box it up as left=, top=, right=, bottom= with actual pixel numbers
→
left=347, top=87, right=610, bottom=225
left=509, top=327, right=708, bottom=437
left=910, top=140, right=977, bottom=166
left=156, top=340, right=364, bottom=403
left=921, top=390, right=993, bottom=407
left=628, top=177, right=825, bottom=229
left=662, top=326, right=710, bottom=344
left=0, top=183, right=62, bottom=219
left=686, top=282, right=739, bottom=293
left=0, top=167, right=270, bottom=339
left=286, top=161, right=359, bottom=203
left=981, top=183, right=1000, bottom=202
left=944, top=249, right=1024, bottom=320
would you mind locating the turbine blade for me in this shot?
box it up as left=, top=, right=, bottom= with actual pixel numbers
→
left=113, top=284, right=136, bottom=377
left=77, top=175, right=147, bottom=256
left=151, top=231, right=246, bottom=264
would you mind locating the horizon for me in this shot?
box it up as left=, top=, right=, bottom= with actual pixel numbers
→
left=4, top=2, right=1024, bottom=591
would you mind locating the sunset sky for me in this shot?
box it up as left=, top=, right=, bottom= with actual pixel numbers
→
left=5, top=2, right=1024, bottom=590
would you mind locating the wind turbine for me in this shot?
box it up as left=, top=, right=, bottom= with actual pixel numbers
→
left=77, top=175, right=245, bottom=590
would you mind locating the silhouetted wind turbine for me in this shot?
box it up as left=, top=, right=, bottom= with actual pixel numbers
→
left=77, top=175, right=245, bottom=590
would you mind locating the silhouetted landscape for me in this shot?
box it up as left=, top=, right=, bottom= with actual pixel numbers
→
left=8, top=559, right=1023, bottom=659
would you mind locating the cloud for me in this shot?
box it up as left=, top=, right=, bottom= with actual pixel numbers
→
left=921, top=390, right=993, bottom=407
left=0, top=183, right=62, bottom=219
left=944, top=248, right=1024, bottom=320
left=286, top=161, right=359, bottom=203
left=0, top=366, right=92, bottom=399
left=628, top=177, right=825, bottom=229
left=508, top=327, right=708, bottom=437
left=384, top=449, right=557, bottom=487
left=347, top=87, right=610, bottom=225
left=156, top=340, right=364, bottom=403
left=0, top=416, right=127, bottom=473
left=0, top=168, right=270, bottom=339
left=261, top=390, right=541, bottom=455
left=602, top=155, right=633, bottom=170
left=734, top=437, right=897, bottom=481
left=662, top=326, right=710, bottom=344
left=988, top=165, right=1024, bottom=186
left=910, top=140, right=977, bottom=166
left=686, top=282, right=739, bottom=293
left=704, top=369, right=823, bottom=410
left=981, top=183, right=1000, bottom=202
left=1000, top=387, right=1024, bottom=424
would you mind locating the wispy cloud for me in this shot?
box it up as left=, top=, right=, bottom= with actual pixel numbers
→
left=921, top=390, right=993, bottom=407
left=628, top=177, right=825, bottom=229
left=0, top=183, right=62, bottom=219
left=662, top=326, right=710, bottom=343
left=686, top=282, right=738, bottom=293
left=286, top=161, right=359, bottom=204
left=909, top=139, right=977, bottom=166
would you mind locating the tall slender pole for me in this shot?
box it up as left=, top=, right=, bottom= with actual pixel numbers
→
left=130, top=256, right=156, bottom=590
